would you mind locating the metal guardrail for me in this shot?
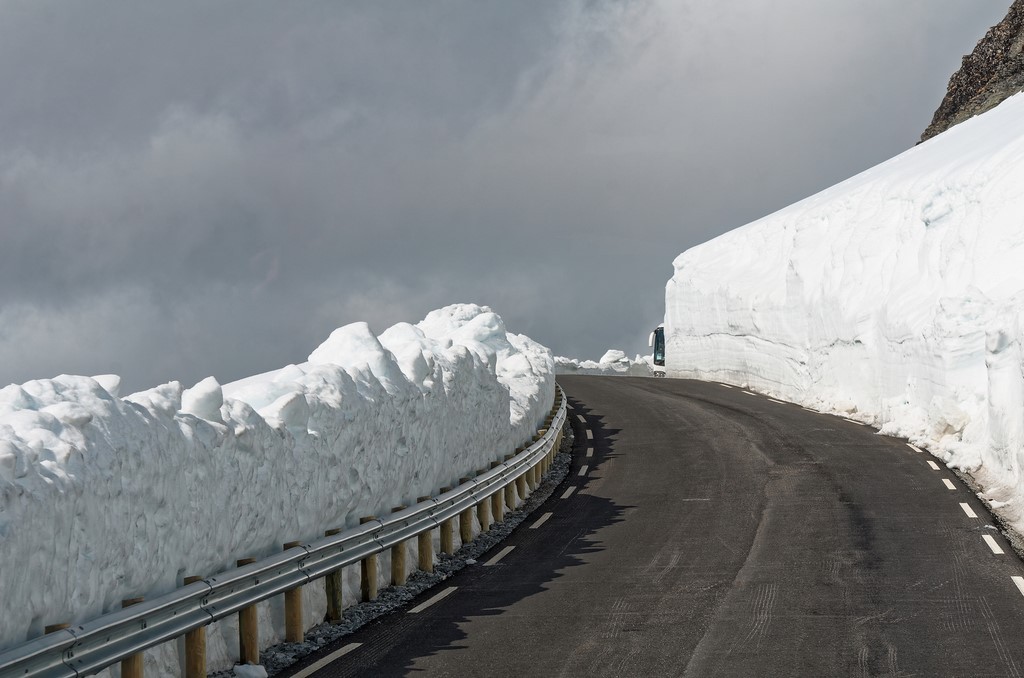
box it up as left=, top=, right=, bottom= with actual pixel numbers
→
left=0, top=386, right=567, bottom=678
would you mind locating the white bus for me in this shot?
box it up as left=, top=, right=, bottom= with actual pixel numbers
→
left=648, top=324, right=666, bottom=377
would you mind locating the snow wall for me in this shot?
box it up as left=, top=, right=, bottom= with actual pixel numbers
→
left=0, top=303, right=554, bottom=673
left=666, top=92, right=1024, bottom=532
left=555, top=350, right=654, bottom=377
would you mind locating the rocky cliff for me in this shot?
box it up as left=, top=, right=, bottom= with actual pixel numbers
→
left=921, top=0, right=1024, bottom=142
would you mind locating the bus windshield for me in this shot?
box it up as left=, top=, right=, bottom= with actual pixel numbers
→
left=653, top=327, right=665, bottom=366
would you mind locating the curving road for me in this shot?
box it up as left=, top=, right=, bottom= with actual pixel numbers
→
left=288, top=375, right=1024, bottom=677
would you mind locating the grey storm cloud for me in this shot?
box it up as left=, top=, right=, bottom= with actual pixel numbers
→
left=0, top=0, right=1011, bottom=392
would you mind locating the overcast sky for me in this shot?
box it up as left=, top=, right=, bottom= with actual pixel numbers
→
left=0, top=0, right=1011, bottom=393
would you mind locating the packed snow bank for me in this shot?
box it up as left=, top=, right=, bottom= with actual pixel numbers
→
left=555, top=350, right=654, bottom=376
left=666, top=92, right=1024, bottom=531
left=0, top=304, right=554, bottom=672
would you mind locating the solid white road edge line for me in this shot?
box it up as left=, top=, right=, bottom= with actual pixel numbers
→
left=579, top=465, right=589, bottom=476
left=561, top=486, right=576, bottom=500
left=291, top=643, right=364, bottom=678
left=586, top=447, right=594, bottom=458
left=943, top=479, right=956, bottom=490
left=408, top=586, right=458, bottom=614
left=483, top=545, right=516, bottom=567
left=586, top=429, right=594, bottom=440
left=907, top=443, right=923, bottom=453
left=984, top=535, right=1005, bottom=555
left=769, top=398, right=787, bottom=404
left=960, top=503, right=978, bottom=518
left=530, top=512, right=553, bottom=529
left=927, top=461, right=941, bottom=471
left=1013, top=576, right=1024, bottom=597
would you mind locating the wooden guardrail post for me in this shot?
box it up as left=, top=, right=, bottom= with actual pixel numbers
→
left=183, top=576, right=207, bottom=678
left=283, top=541, right=304, bottom=643
left=513, top=447, right=529, bottom=498
left=538, top=429, right=549, bottom=475
left=360, top=517, right=379, bottom=602
left=324, top=528, right=343, bottom=622
left=391, top=506, right=408, bottom=586
left=476, top=470, right=491, bottom=532
left=459, top=478, right=474, bottom=544
left=237, top=558, right=259, bottom=665
left=121, top=597, right=145, bottom=678
left=503, top=454, right=516, bottom=509
left=490, top=462, right=504, bottom=523
left=439, top=487, right=455, bottom=554
left=417, top=496, right=434, bottom=573
left=517, top=470, right=529, bottom=499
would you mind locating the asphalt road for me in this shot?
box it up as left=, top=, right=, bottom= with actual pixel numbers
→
left=288, top=375, right=1024, bottom=677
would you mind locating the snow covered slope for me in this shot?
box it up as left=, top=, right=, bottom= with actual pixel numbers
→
left=0, top=304, right=553, bottom=669
left=555, top=350, right=654, bottom=377
left=667, top=93, right=1024, bottom=531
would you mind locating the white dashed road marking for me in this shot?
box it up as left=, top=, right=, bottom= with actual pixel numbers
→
left=577, top=415, right=586, bottom=424
left=561, top=486, right=576, bottom=500
left=742, top=391, right=757, bottom=397
left=408, top=587, right=458, bottom=614
left=720, top=384, right=733, bottom=389
left=586, top=429, right=594, bottom=440
left=769, top=398, right=787, bottom=404
left=984, top=535, right=1005, bottom=555
left=927, top=461, right=941, bottom=471
left=943, top=479, right=956, bottom=490
left=291, top=643, right=363, bottom=678
left=586, top=447, right=594, bottom=458
left=530, top=512, right=553, bottom=529
left=1013, top=576, right=1024, bottom=597
left=960, top=503, right=978, bottom=518
left=579, top=465, right=589, bottom=476
left=907, top=443, right=923, bottom=453
left=483, top=546, right=516, bottom=566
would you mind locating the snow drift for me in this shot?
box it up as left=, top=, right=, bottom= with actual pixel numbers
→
left=666, top=92, right=1024, bottom=532
left=0, top=303, right=554, bottom=672
left=555, top=350, right=654, bottom=377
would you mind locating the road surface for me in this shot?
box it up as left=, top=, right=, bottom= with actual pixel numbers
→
left=287, top=375, right=1024, bottom=677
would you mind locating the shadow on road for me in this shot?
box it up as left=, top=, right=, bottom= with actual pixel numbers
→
left=326, top=399, right=630, bottom=676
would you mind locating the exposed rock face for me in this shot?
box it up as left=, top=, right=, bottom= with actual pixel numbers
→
left=921, top=0, right=1024, bottom=142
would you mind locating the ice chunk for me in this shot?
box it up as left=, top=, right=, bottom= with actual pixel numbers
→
left=599, top=349, right=628, bottom=364
left=91, top=374, right=121, bottom=398
left=181, top=376, right=224, bottom=423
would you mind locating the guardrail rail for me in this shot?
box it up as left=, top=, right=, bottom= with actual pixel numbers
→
left=0, top=385, right=568, bottom=678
